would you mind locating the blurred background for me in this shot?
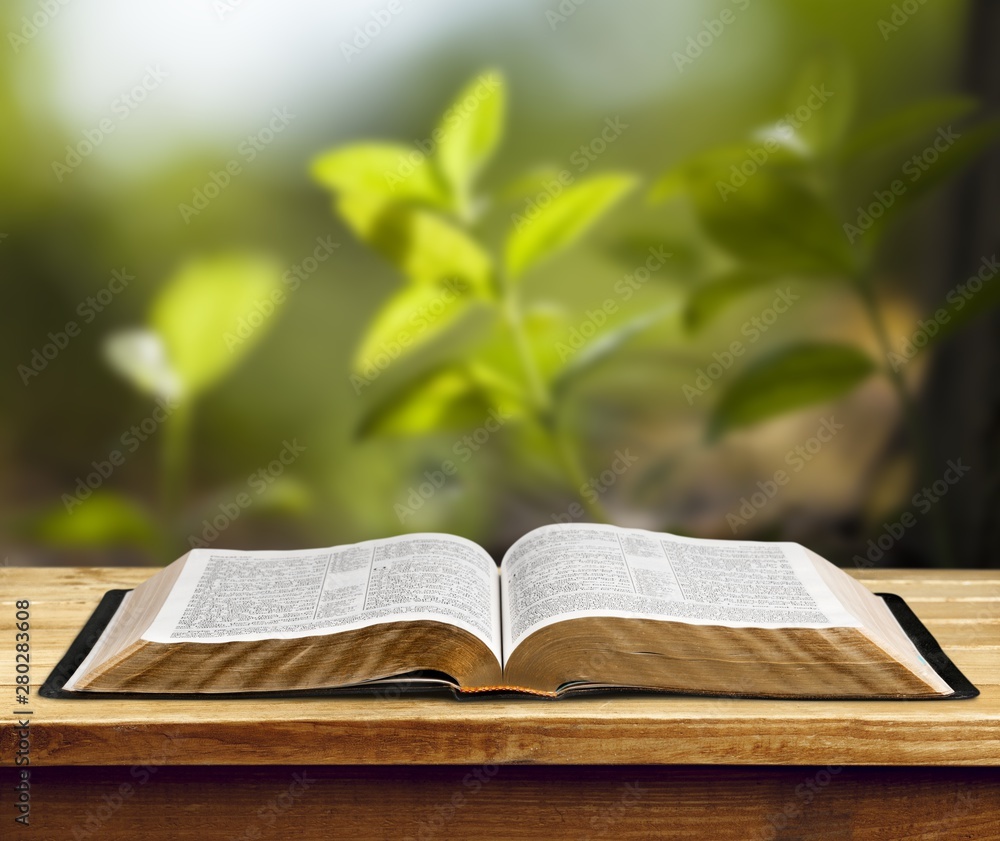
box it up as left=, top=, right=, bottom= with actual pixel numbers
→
left=2, top=0, right=998, bottom=568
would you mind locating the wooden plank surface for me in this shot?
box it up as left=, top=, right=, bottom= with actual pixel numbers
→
left=1, top=765, right=998, bottom=841
left=1, top=567, right=998, bottom=767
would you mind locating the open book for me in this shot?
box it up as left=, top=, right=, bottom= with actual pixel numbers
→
left=45, top=524, right=977, bottom=700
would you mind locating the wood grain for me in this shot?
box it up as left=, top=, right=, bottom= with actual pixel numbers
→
left=1, top=567, right=998, bottom=767
left=0, top=765, right=997, bottom=841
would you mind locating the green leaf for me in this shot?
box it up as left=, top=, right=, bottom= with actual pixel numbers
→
left=840, top=96, right=979, bottom=162
left=435, top=70, right=506, bottom=210
left=782, top=50, right=855, bottom=156
left=251, top=477, right=313, bottom=514
left=863, top=117, right=1000, bottom=240
left=461, top=306, right=568, bottom=397
left=501, top=167, right=567, bottom=201
left=684, top=270, right=791, bottom=332
left=917, top=257, right=1000, bottom=347
left=606, top=233, right=697, bottom=277
left=649, top=145, right=803, bottom=205
left=311, top=142, right=449, bottom=208
left=148, top=253, right=285, bottom=398
left=103, top=328, right=182, bottom=400
left=353, top=282, right=477, bottom=374
left=464, top=360, right=530, bottom=408
left=708, top=342, right=875, bottom=439
left=553, top=303, right=680, bottom=396
left=505, top=173, right=637, bottom=279
left=356, top=366, right=508, bottom=439
left=691, top=167, right=855, bottom=275
left=26, top=492, right=161, bottom=551
left=648, top=163, right=691, bottom=205
left=337, top=194, right=494, bottom=294
left=523, top=304, right=574, bottom=382
left=185, top=478, right=312, bottom=536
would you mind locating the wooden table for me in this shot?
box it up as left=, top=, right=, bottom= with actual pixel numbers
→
left=1, top=567, right=998, bottom=839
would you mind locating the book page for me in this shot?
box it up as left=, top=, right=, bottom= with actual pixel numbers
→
left=142, top=534, right=502, bottom=667
left=500, top=523, right=860, bottom=666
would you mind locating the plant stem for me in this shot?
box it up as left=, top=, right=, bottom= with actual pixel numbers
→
left=502, top=289, right=551, bottom=418
left=550, top=429, right=614, bottom=524
left=856, top=278, right=955, bottom=566
left=160, top=400, right=192, bottom=544
left=499, top=277, right=614, bottom=524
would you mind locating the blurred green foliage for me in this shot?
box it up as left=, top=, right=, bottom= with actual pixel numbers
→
left=650, top=51, right=999, bottom=562
left=315, top=55, right=999, bottom=561
left=312, top=71, right=644, bottom=522
left=3, top=0, right=993, bottom=567
left=26, top=254, right=312, bottom=560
